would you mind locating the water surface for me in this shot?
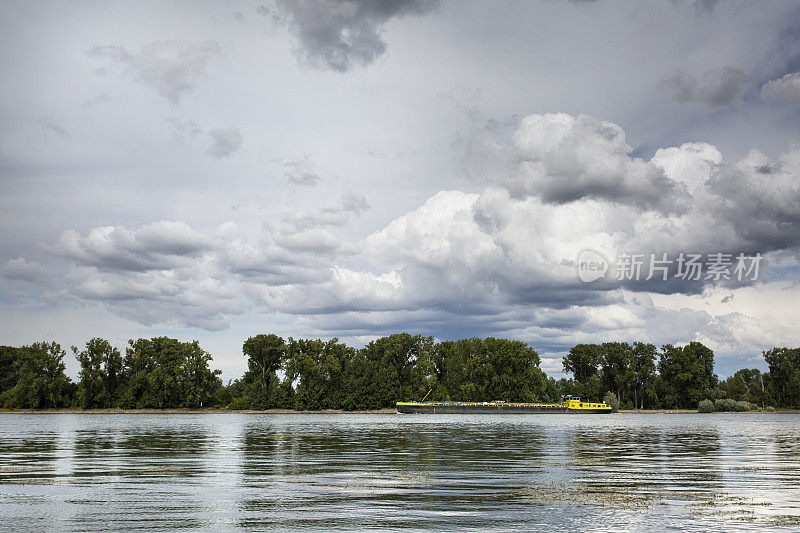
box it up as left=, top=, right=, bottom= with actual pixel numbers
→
left=1, top=413, right=799, bottom=531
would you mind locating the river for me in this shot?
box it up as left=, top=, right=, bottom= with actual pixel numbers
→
left=1, top=413, right=798, bottom=531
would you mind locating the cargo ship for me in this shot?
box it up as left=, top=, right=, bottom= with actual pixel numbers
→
left=396, top=396, right=612, bottom=414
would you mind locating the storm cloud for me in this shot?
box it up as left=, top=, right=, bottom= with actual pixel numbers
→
left=206, top=127, right=243, bottom=158
left=3, top=1, right=800, bottom=378
left=1, top=258, right=51, bottom=285
left=661, top=66, right=750, bottom=108
left=275, top=0, right=439, bottom=72
left=15, top=114, right=800, bottom=359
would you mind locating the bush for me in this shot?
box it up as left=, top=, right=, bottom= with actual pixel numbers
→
left=603, top=391, right=619, bottom=412
left=712, top=398, right=757, bottom=412
left=714, top=398, right=737, bottom=412
left=620, top=400, right=633, bottom=410
left=766, top=406, right=775, bottom=412
left=698, top=399, right=715, bottom=413
left=227, top=397, right=250, bottom=410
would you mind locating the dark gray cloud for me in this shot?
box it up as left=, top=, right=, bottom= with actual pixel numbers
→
left=707, top=150, right=800, bottom=251
left=52, top=221, right=211, bottom=273
left=62, top=266, right=243, bottom=331
left=284, top=194, right=370, bottom=231
left=286, top=208, right=350, bottom=230
left=3, top=0, right=800, bottom=372
left=38, top=117, right=69, bottom=138
left=88, top=41, right=221, bottom=104
left=283, top=157, right=322, bottom=186
left=502, top=114, right=687, bottom=213
left=1, top=258, right=51, bottom=285
left=167, top=117, right=202, bottom=144
left=670, top=0, right=722, bottom=14
left=79, top=93, right=111, bottom=110
left=276, top=0, right=439, bottom=72
left=286, top=169, right=321, bottom=186
left=225, top=247, right=332, bottom=286
left=691, top=0, right=721, bottom=14
left=661, top=66, right=749, bottom=108
left=255, top=116, right=800, bottom=335
left=341, top=193, right=370, bottom=213
left=206, top=127, right=243, bottom=158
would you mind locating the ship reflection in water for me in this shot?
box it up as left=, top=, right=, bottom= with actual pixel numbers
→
left=1, top=413, right=799, bottom=531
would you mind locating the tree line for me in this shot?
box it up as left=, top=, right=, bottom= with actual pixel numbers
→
left=559, top=341, right=796, bottom=410
left=0, top=334, right=798, bottom=410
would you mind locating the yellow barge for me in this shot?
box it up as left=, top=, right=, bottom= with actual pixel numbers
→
left=396, top=396, right=612, bottom=414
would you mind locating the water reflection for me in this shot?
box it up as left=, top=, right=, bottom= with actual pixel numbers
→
left=0, top=413, right=798, bottom=531
left=236, top=421, right=550, bottom=530
left=0, top=435, right=58, bottom=484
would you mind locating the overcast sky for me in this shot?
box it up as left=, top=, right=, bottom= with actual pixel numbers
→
left=2, top=0, right=800, bottom=379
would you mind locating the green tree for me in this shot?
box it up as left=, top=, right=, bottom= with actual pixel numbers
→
left=658, top=341, right=716, bottom=409
left=121, top=337, right=178, bottom=408
left=286, top=337, right=353, bottom=410
left=431, top=338, right=546, bottom=402
left=341, top=349, right=395, bottom=410
left=345, top=333, right=435, bottom=408
left=599, top=342, right=634, bottom=404
left=241, top=334, right=286, bottom=409
left=182, top=341, right=222, bottom=408
left=629, top=342, right=657, bottom=409
left=483, top=337, right=546, bottom=402
left=603, top=390, right=620, bottom=412
left=8, top=341, right=73, bottom=408
left=0, top=346, right=22, bottom=402
left=73, top=338, right=123, bottom=408
left=119, top=337, right=221, bottom=408
left=562, top=343, right=602, bottom=400
left=718, top=368, right=767, bottom=405
left=763, top=348, right=800, bottom=408
left=563, top=344, right=601, bottom=383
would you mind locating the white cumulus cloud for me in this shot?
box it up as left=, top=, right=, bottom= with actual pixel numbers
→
left=761, top=72, right=800, bottom=104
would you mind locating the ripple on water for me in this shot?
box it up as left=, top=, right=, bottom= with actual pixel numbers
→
left=0, top=413, right=798, bottom=531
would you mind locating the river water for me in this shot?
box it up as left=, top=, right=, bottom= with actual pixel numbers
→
left=0, top=413, right=798, bottom=532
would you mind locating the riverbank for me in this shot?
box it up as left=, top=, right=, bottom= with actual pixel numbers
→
left=618, top=408, right=800, bottom=414
left=0, top=407, right=398, bottom=414
left=619, top=409, right=698, bottom=413
left=2, top=407, right=797, bottom=414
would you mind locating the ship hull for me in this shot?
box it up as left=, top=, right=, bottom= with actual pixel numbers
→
left=396, top=402, right=613, bottom=414
left=397, top=402, right=567, bottom=414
